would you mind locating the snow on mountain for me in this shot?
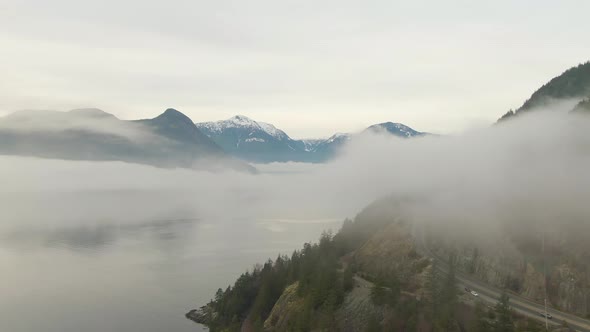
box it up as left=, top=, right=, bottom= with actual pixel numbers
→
left=258, top=122, right=289, bottom=140
left=245, top=137, right=265, bottom=143
left=326, top=133, right=351, bottom=144
left=196, top=115, right=309, bottom=162
left=301, top=139, right=324, bottom=152
left=196, top=115, right=423, bottom=163
left=197, top=115, right=289, bottom=140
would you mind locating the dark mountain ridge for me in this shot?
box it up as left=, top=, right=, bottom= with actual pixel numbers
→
left=499, top=61, right=590, bottom=121
left=0, top=108, right=255, bottom=172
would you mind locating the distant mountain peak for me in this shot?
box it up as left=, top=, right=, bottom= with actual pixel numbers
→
left=230, top=114, right=253, bottom=121
left=226, top=115, right=259, bottom=127
left=195, top=116, right=306, bottom=162
left=161, top=108, right=184, bottom=116
left=196, top=115, right=289, bottom=140
left=154, top=108, right=195, bottom=126
left=364, top=122, right=422, bottom=138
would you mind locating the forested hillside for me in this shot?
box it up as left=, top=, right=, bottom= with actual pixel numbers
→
left=499, top=62, right=590, bottom=120
left=187, top=199, right=551, bottom=332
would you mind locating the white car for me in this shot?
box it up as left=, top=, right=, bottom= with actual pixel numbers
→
left=470, top=290, right=479, bottom=297
left=538, top=312, right=553, bottom=319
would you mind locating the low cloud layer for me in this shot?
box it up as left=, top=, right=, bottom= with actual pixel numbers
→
left=1, top=108, right=589, bottom=254
left=0, top=109, right=160, bottom=143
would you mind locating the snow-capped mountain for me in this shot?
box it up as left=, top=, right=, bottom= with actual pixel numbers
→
left=196, top=115, right=309, bottom=163
left=196, top=116, right=424, bottom=163
left=197, top=115, right=289, bottom=140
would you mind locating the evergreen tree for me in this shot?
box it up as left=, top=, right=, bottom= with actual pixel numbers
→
left=437, top=253, right=458, bottom=331
left=474, top=300, right=492, bottom=332
left=493, top=291, right=514, bottom=332
left=343, top=266, right=354, bottom=292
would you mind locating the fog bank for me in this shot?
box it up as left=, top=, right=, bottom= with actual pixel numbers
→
left=1, top=109, right=589, bottom=247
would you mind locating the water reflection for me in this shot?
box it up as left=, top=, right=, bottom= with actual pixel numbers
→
left=0, top=212, right=342, bottom=332
left=0, top=218, right=198, bottom=253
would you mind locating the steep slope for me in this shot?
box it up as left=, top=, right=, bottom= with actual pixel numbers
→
left=190, top=195, right=588, bottom=331
left=572, top=98, right=590, bottom=114
left=136, top=108, right=219, bottom=152
left=499, top=61, right=590, bottom=120
left=188, top=198, right=481, bottom=332
left=308, top=133, right=352, bottom=161
left=0, top=108, right=255, bottom=172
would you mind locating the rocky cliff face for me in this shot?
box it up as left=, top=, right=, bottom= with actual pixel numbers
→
left=263, top=282, right=304, bottom=331
left=434, top=239, right=590, bottom=317
left=335, top=276, right=385, bottom=332
left=260, top=220, right=432, bottom=332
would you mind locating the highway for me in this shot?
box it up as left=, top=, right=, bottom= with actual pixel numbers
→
left=413, top=225, right=590, bottom=332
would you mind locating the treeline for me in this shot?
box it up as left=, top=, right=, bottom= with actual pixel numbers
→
left=195, top=196, right=550, bottom=331
left=425, top=254, right=539, bottom=332
left=203, top=230, right=356, bottom=331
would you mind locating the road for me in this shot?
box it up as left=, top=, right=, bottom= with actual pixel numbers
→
left=413, top=225, right=590, bottom=332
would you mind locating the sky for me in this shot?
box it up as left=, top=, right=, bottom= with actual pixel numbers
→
left=1, top=0, right=589, bottom=138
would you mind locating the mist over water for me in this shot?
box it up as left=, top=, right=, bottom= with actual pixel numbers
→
left=0, top=189, right=343, bottom=332
left=2, top=109, right=590, bottom=331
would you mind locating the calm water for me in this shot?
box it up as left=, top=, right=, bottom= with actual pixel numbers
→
left=0, top=199, right=342, bottom=332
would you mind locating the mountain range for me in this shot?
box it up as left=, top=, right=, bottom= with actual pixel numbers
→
left=196, top=116, right=425, bottom=163
left=1, top=60, right=588, bottom=169
left=0, top=106, right=424, bottom=168
left=0, top=108, right=255, bottom=173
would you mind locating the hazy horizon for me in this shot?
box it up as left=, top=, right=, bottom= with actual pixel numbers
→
left=2, top=1, right=590, bottom=330
left=2, top=0, right=590, bottom=138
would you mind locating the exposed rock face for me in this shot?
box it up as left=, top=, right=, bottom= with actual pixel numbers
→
left=263, top=282, right=304, bottom=331
left=336, top=276, right=384, bottom=332
left=440, top=244, right=531, bottom=294
left=185, top=306, right=216, bottom=325
left=435, top=240, right=590, bottom=317
left=261, top=221, right=432, bottom=332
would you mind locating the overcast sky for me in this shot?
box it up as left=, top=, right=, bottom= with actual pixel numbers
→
left=1, top=0, right=589, bottom=138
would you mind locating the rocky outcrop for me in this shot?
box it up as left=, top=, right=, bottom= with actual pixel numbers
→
left=435, top=240, right=590, bottom=317
left=263, top=282, right=304, bottom=331
left=185, top=305, right=216, bottom=325
left=335, top=276, right=385, bottom=332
